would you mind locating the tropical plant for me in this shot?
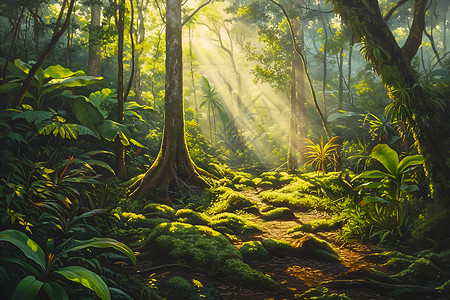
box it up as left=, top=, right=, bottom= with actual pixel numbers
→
left=0, top=229, right=136, bottom=300
left=200, top=76, right=223, bottom=144
left=301, top=136, right=340, bottom=175
left=353, top=144, right=423, bottom=205
left=346, top=144, right=424, bottom=242
left=0, top=59, right=102, bottom=109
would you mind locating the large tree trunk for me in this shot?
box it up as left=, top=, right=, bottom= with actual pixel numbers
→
left=331, top=0, right=450, bottom=235
left=129, top=0, right=210, bottom=200
left=88, top=3, right=102, bottom=76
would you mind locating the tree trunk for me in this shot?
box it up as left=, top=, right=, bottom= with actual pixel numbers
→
left=14, top=0, right=76, bottom=107
left=288, top=62, right=298, bottom=173
left=331, top=0, right=450, bottom=235
left=88, top=3, right=102, bottom=76
left=115, top=0, right=127, bottom=179
left=129, top=0, right=210, bottom=200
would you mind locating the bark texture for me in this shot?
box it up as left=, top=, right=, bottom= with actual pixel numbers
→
left=129, top=0, right=210, bottom=199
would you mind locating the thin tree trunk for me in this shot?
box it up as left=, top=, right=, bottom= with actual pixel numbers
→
left=14, top=0, right=76, bottom=107
left=115, top=0, right=127, bottom=179
left=288, top=62, right=298, bottom=173
left=188, top=26, right=199, bottom=120
left=88, top=3, right=102, bottom=76
left=2, top=7, right=24, bottom=84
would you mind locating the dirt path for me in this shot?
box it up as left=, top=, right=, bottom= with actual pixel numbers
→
left=216, top=190, right=390, bottom=299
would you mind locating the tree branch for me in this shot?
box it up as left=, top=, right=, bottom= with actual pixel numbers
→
left=182, top=0, right=211, bottom=27
left=267, top=0, right=331, bottom=140
left=383, top=0, right=410, bottom=22
left=402, top=0, right=427, bottom=62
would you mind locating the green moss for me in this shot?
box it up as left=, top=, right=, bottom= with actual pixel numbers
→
left=262, top=207, right=296, bottom=221
left=239, top=241, right=270, bottom=261
left=299, top=287, right=351, bottom=299
left=292, top=235, right=340, bottom=261
left=208, top=187, right=257, bottom=214
left=392, top=257, right=442, bottom=281
left=218, top=178, right=234, bottom=188
left=175, top=209, right=210, bottom=225
left=383, top=257, right=416, bottom=272
left=210, top=212, right=261, bottom=235
left=259, top=190, right=326, bottom=210
left=145, top=222, right=240, bottom=262
left=143, top=203, right=176, bottom=220
left=287, top=218, right=341, bottom=234
left=260, top=238, right=293, bottom=256
left=142, top=222, right=271, bottom=286
left=220, top=258, right=275, bottom=286
left=256, top=180, right=274, bottom=189
left=161, top=276, right=196, bottom=299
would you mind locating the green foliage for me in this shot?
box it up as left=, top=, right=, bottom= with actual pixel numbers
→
left=0, top=229, right=136, bottom=300
left=302, top=136, right=340, bottom=175
left=343, top=144, right=424, bottom=243
left=175, top=209, right=211, bottom=226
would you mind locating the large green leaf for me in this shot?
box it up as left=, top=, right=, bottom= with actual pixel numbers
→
left=360, top=196, right=391, bottom=206
left=22, top=110, right=53, bottom=125
left=55, top=266, right=110, bottom=300
left=398, top=155, right=423, bottom=174
left=0, top=229, right=46, bottom=272
left=69, top=96, right=104, bottom=135
left=42, top=76, right=104, bottom=96
left=56, top=238, right=136, bottom=266
left=352, top=170, right=394, bottom=181
left=44, top=65, right=85, bottom=79
left=371, top=144, right=399, bottom=176
left=12, top=275, right=43, bottom=300
left=97, top=120, right=131, bottom=145
left=43, top=281, right=69, bottom=300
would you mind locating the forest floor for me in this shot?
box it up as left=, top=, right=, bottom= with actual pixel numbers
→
left=216, top=190, right=389, bottom=299
left=139, top=189, right=395, bottom=300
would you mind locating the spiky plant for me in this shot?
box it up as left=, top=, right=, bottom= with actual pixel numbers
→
left=302, top=136, right=340, bottom=175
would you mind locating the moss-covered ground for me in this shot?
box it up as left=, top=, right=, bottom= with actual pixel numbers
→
left=108, top=171, right=449, bottom=299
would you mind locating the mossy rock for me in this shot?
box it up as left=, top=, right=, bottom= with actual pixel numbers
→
left=175, top=209, right=210, bottom=226
left=262, top=207, right=296, bottom=221
left=219, top=258, right=275, bottom=287
left=256, top=180, right=274, bottom=189
left=218, top=178, right=234, bottom=188
left=292, top=235, right=339, bottom=261
left=298, top=287, right=351, bottom=299
left=239, top=241, right=270, bottom=261
left=260, top=239, right=293, bottom=256
left=143, top=204, right=176, bottom=220
left=383, top=257, right=417, bottom=272
left=236, top=177, right=257, bottom=188
left=287, top=218, right=341, bottom=234
left=210, top=212, right=261, bottom=235
left=392, top=257, right=442, bottom=281
left=143, top=222, right=271, bottom=286
left=208, top=187, right=257, bottom=214
left=259, top=190, right=326, bottom=210
left=160, top=276, right=196, bottom=300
